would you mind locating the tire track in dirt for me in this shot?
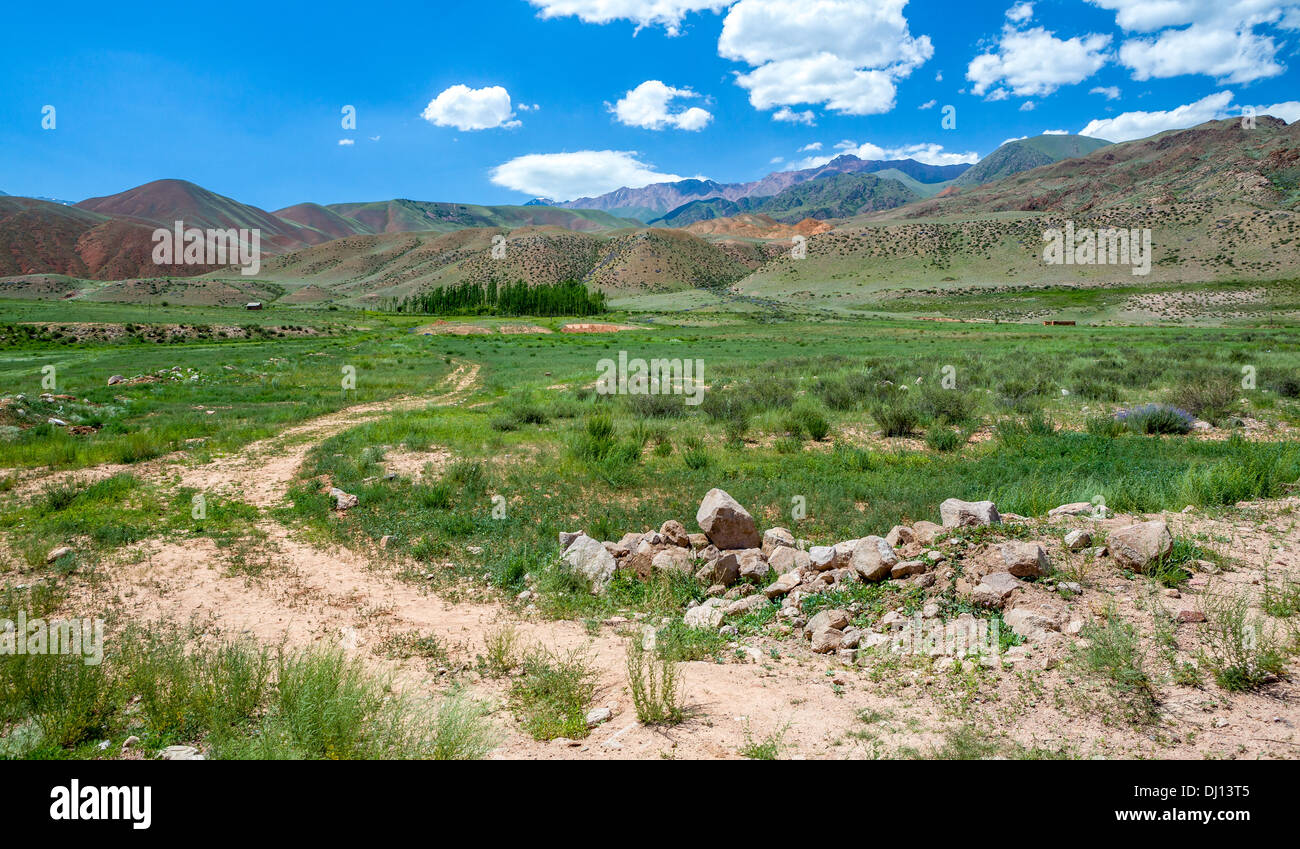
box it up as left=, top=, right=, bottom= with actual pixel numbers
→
left=1, top=361, right=479, bottom=504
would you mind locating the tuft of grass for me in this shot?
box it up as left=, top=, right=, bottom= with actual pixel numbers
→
left=1262, top=572, right=1300, bottom=619
left=925, top=427, right=963, bottom=452
left=509, top=644, right=599, bottom=741
left=1198, top=586, right=1287, bottom=692
left=1075, top=609, right=1159, bottom=724
left=740, top=721, right=789, bottom=760
left=480, top=626, right=521, bottom=677
left=1117, top=403, right=1194, bottom=435
left=626, top=640, right=683, bottom=725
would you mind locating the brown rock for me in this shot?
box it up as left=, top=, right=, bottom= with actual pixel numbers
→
left=695, top=488, right=760, bottom=550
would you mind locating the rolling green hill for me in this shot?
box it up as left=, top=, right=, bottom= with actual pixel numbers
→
left=953, top=134, right=1112, bottom=188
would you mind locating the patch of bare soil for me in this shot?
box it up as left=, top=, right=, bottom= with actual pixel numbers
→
left=415, top=322, right=493, bottom=336
left=381, top=448, right=452, bottom=481
left=560, top=323, right=640, bottom=333
left=497, top=324, right=552, bottom=334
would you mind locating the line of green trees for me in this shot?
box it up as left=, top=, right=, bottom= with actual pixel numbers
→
left=389, top=280, right=607, bottom=317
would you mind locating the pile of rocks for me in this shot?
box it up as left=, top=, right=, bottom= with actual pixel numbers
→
left=557, top=488, right=1186, bottom=659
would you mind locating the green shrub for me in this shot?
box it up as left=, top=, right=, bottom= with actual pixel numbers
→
left=1169, top=376, right=1238, bottom=425
left=925, top=427, right=963, bottom=452
left=869, top=398, right=919, bottom=437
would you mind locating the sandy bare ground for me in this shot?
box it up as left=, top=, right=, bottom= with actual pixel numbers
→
left=74, top=497, right=1300, bottom=760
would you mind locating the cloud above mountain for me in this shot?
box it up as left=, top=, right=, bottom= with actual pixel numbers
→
left=720, top=0, right=933, bottom=116
left=490, top=150, right=695, bottom=199
left=793, top=138, right=979, bottom=169
left=421, top=85, right=521, bottom=131
left=1078, top=90, right=1234, bottom=140
left=1079, top=90, right=1300, bottom=141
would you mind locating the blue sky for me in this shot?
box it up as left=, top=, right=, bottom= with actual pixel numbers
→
left=2, top=0, right=1298, bottom=209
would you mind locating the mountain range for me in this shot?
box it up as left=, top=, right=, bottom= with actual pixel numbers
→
left=555, top=154, right=972, bottom=221
left=1, top=119, right=1296, bottom=310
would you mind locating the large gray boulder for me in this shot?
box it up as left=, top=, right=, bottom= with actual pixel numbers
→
left=1108, top=520, right=1173, bottom=571
left=560, top=534, right=617, bottom=592
left=850, top=536, right=898, bottom=582
left=939, top=499, right=1001, bottom=528
left=696, top=488, right=761, bottom=550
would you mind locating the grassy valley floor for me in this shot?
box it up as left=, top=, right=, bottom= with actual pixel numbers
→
left=1, top=296, right=1299, bottom=759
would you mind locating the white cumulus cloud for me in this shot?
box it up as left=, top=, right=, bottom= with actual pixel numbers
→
left=1087, top=0, right=1297, bottom=84
left=611, top=80, right=713, bottom=130
left=1078, top=90, right=1234, bottom=141
left=773, top=106, right=818, bottom=125
left=490, top=150, right=696, bottom=200
left=526, top=0, right=733, bottom=34
left=1006, top=2, right=1034, bottom=23
left=720, top=0, right=933, bottom=116
left=421, top=85, right=520, bottom=131
left=1254, top=100, right=1300, bottom=122
left=796, top=139, right=979, bottom=168
left=968, top=25, right=1111, bottom=98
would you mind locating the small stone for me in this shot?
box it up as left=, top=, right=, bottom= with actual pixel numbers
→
left=912, top=521, right=944, bottom=545
left=811, top=628, right=844, bottom=654
left=159, top=745, right=204, bottom=761
left=330, top=488, right=358, bottom=510
left=972, top=572, right=1020, bottom=608
left=585, top=707, right=612, bottom=728
left=850, top=536, right=898, bottom=582
left=45, top=546, right=73, bottom=564
left=684, top=598, right=726, bottom=629
left=659, top=520, right=690, bottom=548
left=764, top=571, right=801, bottom=598
left=1176, top=609, right=1207, bottom=624
left=762, top=527, right=796, bottom=555
left=1063, top=529, right=1092, bottom=551
left=998, top=541, right=1051, bottom=577
left=890, top=559, right=928, bottom=579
